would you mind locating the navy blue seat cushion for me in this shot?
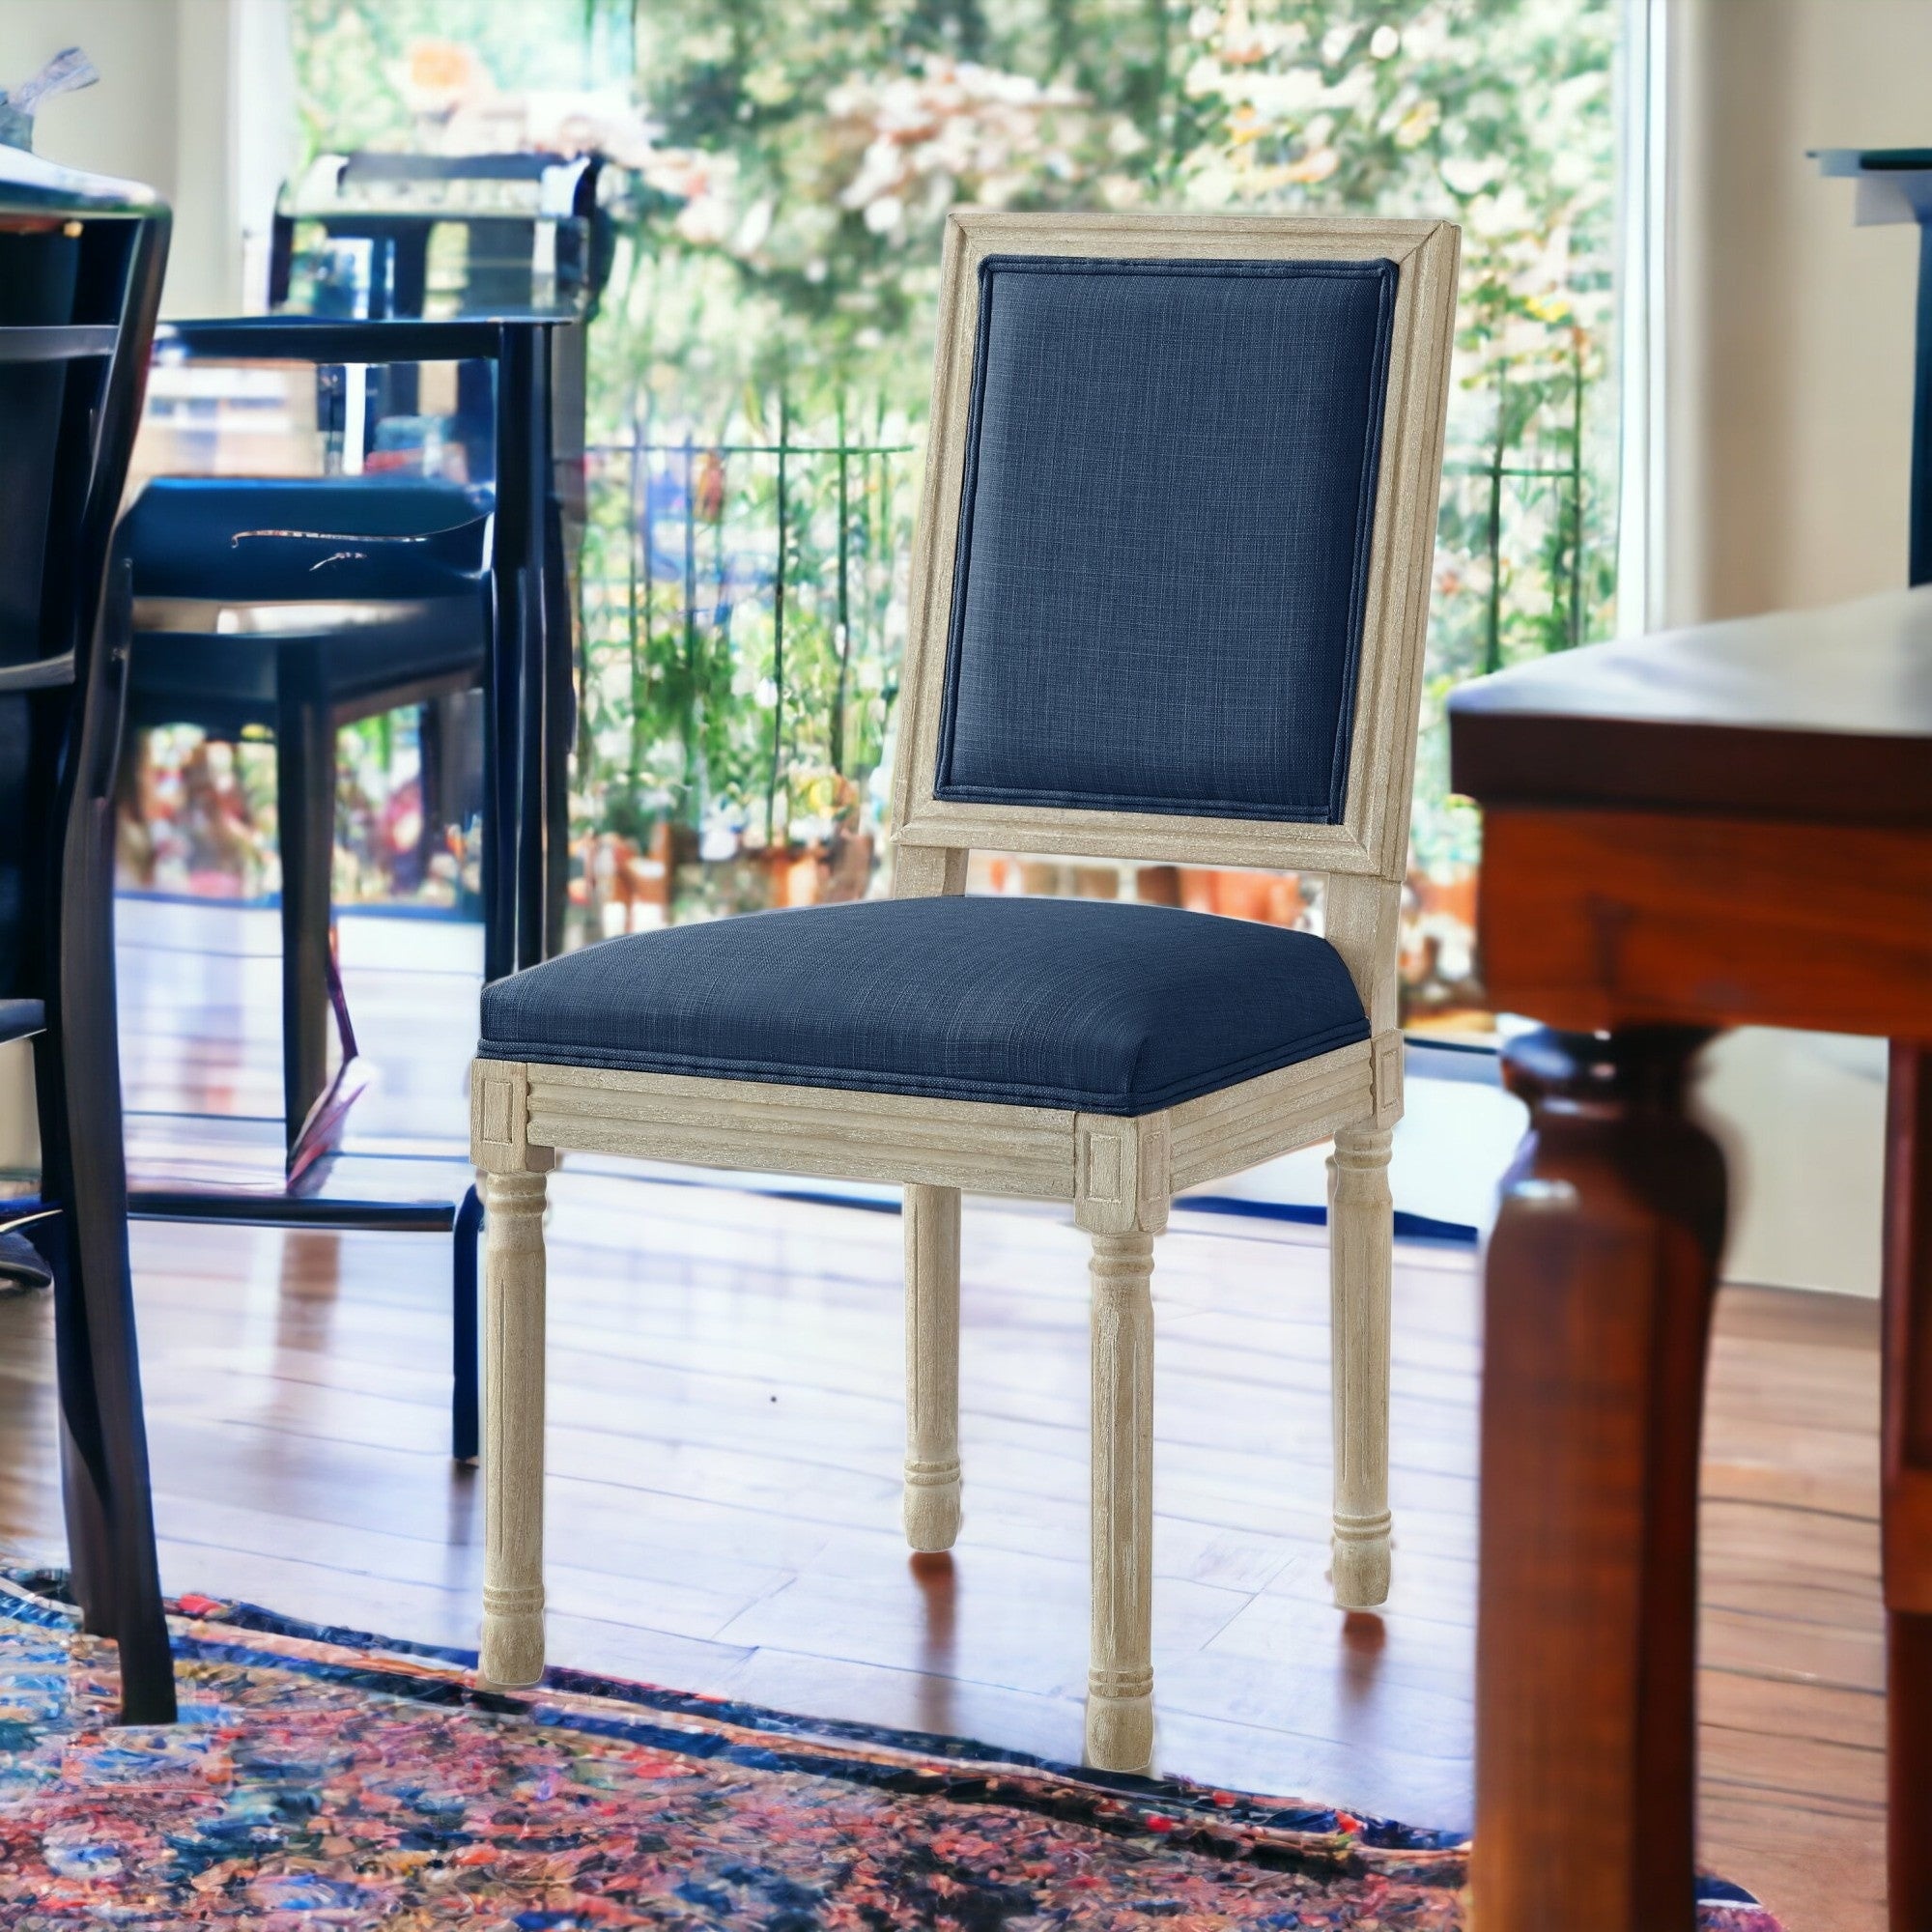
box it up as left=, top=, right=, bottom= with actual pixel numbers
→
left=126, top=476, right=491, bottom=604
left=935, top=255, right=1397, bottom=826
left=0, top=998, right=43, bottom=1044
left=479, top=895, right=1369, bottom=1116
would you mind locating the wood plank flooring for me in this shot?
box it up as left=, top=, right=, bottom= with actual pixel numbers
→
left=0, top=1173, right=1884, bottom=1927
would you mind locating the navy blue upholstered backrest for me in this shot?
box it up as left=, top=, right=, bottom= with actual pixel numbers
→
left=933, top=255, right=1397, bottom=826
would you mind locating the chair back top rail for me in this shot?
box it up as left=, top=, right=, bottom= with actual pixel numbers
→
left=154, top=315, right=539, bottom=367
left=270, top=148, right=609, bottom=323
left=0, top=323, right=119, bottom=363
left=891, top=209, right=1458, bottom=886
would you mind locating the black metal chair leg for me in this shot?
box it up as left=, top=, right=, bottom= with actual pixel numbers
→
left=452, top=1182, right=483, bottom=1463
left=37, top=980, right=177, bottom=1724
left=482, top=475, right=518, bottom=985
left=416, top=700, right=442, bottom=888
left=51, top=1229, right=113, bottom=1629
left=276, top=641, right=336, bottom=1159
left=13, top=1222, right=103, bottom=1622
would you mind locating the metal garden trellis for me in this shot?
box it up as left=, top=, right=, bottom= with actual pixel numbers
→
left=1461, top=445, right=1589, bottom=673
left=1453, top=339, right=1598, bottom=676
left=578, top=413, right=918, bottom=856
left=571, top=358, right=1600, bottom=912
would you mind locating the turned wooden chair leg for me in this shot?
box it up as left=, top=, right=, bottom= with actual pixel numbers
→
left=480, top=1167, right=550, bottom=1688
left=1075, top=1111, right=1169, bottom=1774
left=903, top=1182, right=962, bottom=1551
left=1086, top=1226, right=1157, bottom=1771
left=480, top=1165, right=550, bottom=1686
left=471, top=1061, right=556, bottom=1691
left=1328, top=1122, right=1394, bottom=1608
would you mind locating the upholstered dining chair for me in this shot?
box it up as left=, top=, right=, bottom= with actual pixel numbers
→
left=469, top=210, right=1458, bottom=1773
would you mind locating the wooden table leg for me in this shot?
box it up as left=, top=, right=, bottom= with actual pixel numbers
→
left=1883, top=1041, right=1932, bottom=1932
left=1473, top=1027, right=1725, bottom=1932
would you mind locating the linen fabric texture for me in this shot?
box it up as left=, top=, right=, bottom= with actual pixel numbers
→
left=934, top=254, right=1397, bottom=825
left=478, top=895, right=1369, bottom=1117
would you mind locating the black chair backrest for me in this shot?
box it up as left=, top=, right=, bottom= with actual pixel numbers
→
left=262, top=149, right=610, bottom=493
left=268, top=149, right=611, bottom=321
left=0, top=147, right=169, bottom=1000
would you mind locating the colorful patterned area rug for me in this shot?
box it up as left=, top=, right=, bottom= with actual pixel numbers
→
left=0, top=1575, right=1780, bottom=1928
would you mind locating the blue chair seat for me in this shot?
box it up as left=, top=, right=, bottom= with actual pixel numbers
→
left=124, top=476, right=492, bottom=730
left=479, top=896, right=1370, bottom=1116
left=0, top=998, right=43, bottom=1044
left=125, top=476, right=492, bottom=604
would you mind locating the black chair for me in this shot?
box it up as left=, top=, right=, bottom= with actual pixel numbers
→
left=0, top=145, right=175, bottom=1721
left=121, top=154, right=606, bottom=1462
left=126, top=469, right=495, bottom=1169
left=128, top=151, right=606, bottom=1174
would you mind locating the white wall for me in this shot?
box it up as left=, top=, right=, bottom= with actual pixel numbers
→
left=1659, top=0, right=1932, bottom=1296
left=0, top=2, right=293, bottom=1179
left=1666, top=0, right=1932, bottom=614
left=0, top=0, right=293, bottom=314
left=0, top=2, right=179, bottom=221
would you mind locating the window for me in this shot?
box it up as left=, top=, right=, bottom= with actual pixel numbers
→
left=277, top=0, right=1621, bottom=1031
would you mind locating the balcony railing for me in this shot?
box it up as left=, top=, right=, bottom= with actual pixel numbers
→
left=569, top=378, right=1611, bottom=1037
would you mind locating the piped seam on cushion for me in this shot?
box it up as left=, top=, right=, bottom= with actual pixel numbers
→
left=923, top=782, right=1341, bottom=821
left=474, top=1013, right=1371, bottom=1118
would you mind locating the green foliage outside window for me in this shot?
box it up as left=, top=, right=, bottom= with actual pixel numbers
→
left=291, top=0, right=1617, bottom=970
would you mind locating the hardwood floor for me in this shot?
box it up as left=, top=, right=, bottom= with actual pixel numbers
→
left=0, top=1174, right=1884, bottom=1927
left=0, top=899, right=1884, bottom=1924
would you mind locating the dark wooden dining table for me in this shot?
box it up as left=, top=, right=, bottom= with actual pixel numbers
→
left=1448, top=586, right=1932, bottom=1931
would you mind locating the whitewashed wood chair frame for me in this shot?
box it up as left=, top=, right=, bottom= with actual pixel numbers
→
left=471, top=209, right=1459, bottom=1774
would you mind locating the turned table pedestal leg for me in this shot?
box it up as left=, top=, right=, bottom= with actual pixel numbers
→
left=1473, top=1027, right=1725, bottom=1932
left=1883, top=1041, right=1932, bottom=1932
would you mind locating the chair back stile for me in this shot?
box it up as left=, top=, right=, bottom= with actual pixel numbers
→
left=0, top=185, right=171, bottom=1043
left=0, top=146, right=176, bottom=1723
left=888, top=212, right=1460, bottom=1021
